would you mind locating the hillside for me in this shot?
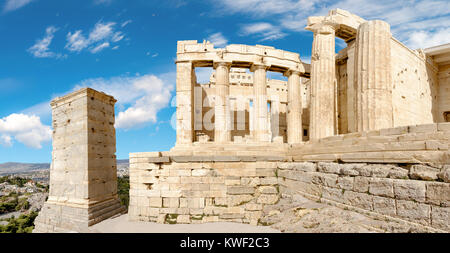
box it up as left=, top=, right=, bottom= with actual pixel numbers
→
left=0, top=159, right=129, bottom=176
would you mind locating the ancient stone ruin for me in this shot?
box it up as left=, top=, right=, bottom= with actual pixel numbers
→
left=34, top=9, right=449, bottom=232
left=33, top=88, right=125, bottom=232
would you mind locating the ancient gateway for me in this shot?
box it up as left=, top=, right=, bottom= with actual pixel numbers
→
left=34, top=9, right=449, bottom=233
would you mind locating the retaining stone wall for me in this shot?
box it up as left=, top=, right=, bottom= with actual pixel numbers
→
left=278, top=162, right=449, bottom=231
left=128, top=155, right=281, bottom=225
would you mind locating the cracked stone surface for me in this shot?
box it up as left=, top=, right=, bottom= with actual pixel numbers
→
left=259, top=195, right=427, bottom=233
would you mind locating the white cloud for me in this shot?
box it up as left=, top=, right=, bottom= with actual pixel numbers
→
left=406, top=28, right=450, bottom=49
left=0, top=114, right=52, bottom=149
left=215, top=0, right=450, bottom=48
left=0, top=134, right=12, bottom=147
left=65, top=21, right=126, bottom=54
left=90, top=42, right=110, bottom=53
left=121, top=20, right=132, bottom=28
left=28, top=26, right=61, bottom=58
left=3, top=0, right=33, bottom=13
left=74, top=74, right=174, bottom=129
left=240, top=22, right=287, bottom=41
left=207, top=32, right=228, bottom=47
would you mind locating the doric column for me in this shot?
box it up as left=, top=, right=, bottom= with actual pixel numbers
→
left=175, top=61, right=195, bottom=145
left=308, top=23, right=337, bottom=141
left=355, top=20, right=393, bottom=131
left=213, top=61, right=232, bottom=143
left=251, top=64, right=270, bottom=142
left=284, top=69, right=303, bottom=144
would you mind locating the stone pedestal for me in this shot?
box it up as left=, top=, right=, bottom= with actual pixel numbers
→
left=251, top=64, right=270, bottom=142
left=33, top=88, right=125, bottom=233
left=355, top=20, right=393, bottom=131
left=308, top=23, right=337, bottom=141
left=214, top=61, right=232, bottom=143
left=285, top=70, right=302, bottom=144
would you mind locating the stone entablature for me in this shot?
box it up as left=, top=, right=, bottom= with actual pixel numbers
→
left=177, top=41, right=309, bottom=75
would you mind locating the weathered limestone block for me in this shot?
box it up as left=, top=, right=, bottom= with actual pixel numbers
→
left=342, top=191, right=373, bottom=211
left=258, top=186, right=278, bottom=194
left=227, top=186, right=255, bottom=195
left=257, top=194, right=279, bottom=204
left=431, top=206, right=449, bottom=231
left=278, top=162, right=317, bottom=172
left=353, top=176, right=370, bottom=193
left=240, top=177, right=261, bottom=187
left=317, top=162, right=341, bottom=174
left=312, top=172, right=338, bottom=188
left=358, top=164, right=392, bottom=178
left=149, top=197, right=163, bottom=208
left=336, top=176, right=354, bottom=190
left=373, top=196, right=396, bottom=216
left=393, top=180, right=426, bottom=203
left=396, top=200, right=431, bottom=225
left=438, top=168, right=450, bottom=183
left=409, top=165, right=440, bottom=181
left=339, top=163, right=365, bottom=176
left=388, top=167, right=409, bottom=179
left=227, top=195, right=254, bottom=206
left=369, top=178, right=394, bottom=198
left=322, top=187, right=344, bottom=204
left=245, top=203, right=263, bottom=211
left=163, top=197, right=180, bottom=208
left=426, top=182, right=450, bottom=207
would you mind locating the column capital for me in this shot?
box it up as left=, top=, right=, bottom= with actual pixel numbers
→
left=306, top=21, right=338, bottom=34
left=283, top=69, right=303, bottom=77
left=250, top=63, right=269, bottom=72
left=213, top=61, right=232, bottom=69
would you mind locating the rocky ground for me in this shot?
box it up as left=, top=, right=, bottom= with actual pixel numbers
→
left=259, top=195, right=427, bottom=233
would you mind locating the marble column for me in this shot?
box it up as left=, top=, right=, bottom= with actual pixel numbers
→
left=355, top=20, right=393, bottom=131
left=251, top=64, right=270, bottom=142
left=175, top=61, right=195, bottom=145
left=284, top=70, right=303, bottom=144
left=308, top=23, right=337, bottom=141
left=214, top=61, right=232, bottom=143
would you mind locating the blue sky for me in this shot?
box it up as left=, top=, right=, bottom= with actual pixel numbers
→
left=0, top=0, right=449, bottom=163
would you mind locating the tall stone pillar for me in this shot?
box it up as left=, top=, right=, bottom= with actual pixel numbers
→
left=355, top=20, right=393, bottom=131
left=214, top=61, right=232, bottom=143
left=251, top=64, right=270, bottom=142
left=176, top=61, right=195, bottom=145
left=285, top=70, right=303, bottom=144
left=33, top=88, right=125, bottom=233
left=308, top=23, right=337, bottom=141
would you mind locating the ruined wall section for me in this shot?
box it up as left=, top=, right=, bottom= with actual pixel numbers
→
left=278, top=161, right=449, bottom=232
left=391, top=39, right=439, bottom=127
left=128, top=154, right=281, bottom=225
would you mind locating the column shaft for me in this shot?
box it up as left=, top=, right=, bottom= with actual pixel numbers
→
left=355, top=20, right=393, bottom=131
left=286, top=70, right=302, bottom=143
left=309, top=24, right=336, bottom=141
left=251, top=64, right=270, bottom=142
left=176, top=61, right=194, bottom=144
left=214, top=62, right=231, bottom=143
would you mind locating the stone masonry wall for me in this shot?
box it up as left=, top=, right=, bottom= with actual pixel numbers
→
left=128, top=153, right=281, bottom=225
left=278, top=162, right=449, bottom=232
